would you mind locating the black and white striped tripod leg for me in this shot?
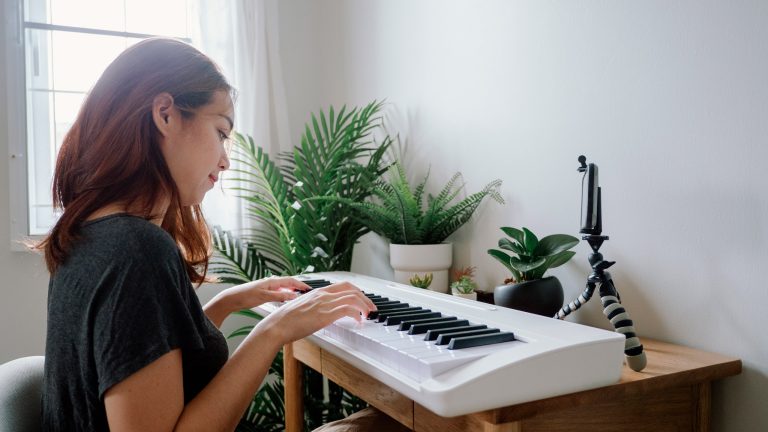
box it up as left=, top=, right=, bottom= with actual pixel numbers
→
left=554, top=282, right=596, bottom=320
left=599, top=284, right=647, bottom=372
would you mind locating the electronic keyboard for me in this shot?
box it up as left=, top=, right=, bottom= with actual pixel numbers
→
left=253, top=272, right=625, bottom=417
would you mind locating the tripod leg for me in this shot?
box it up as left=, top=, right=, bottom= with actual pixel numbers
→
left=598, top=280, right=647, bottom=372
left=555, top=281, right=596, bottom=319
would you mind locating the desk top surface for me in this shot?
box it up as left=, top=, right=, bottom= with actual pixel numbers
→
left=477, top=338, right=742, bottom=422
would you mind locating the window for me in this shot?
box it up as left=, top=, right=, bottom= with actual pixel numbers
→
left=5, top=0, right=192, bottom=244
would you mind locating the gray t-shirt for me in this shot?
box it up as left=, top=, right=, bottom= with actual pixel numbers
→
left=42, top=214, right=229, bottom=431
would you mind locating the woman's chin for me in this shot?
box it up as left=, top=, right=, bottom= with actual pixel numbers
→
left=178, top=193, right=204, bottom=207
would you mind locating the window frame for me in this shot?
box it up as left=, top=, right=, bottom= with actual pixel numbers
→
left=5, top=0, right=29, bottom=251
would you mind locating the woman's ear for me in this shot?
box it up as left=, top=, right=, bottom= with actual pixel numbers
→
left=152, top=93, right=177, bottom=137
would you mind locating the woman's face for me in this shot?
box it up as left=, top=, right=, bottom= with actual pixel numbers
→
left=155, top=90, right=233, bottom=206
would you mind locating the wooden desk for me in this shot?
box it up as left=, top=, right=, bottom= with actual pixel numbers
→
left=283, top=338, right=741, bottom=432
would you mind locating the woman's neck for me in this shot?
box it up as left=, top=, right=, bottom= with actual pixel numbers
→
left=86, top=199, right=169, bottom=226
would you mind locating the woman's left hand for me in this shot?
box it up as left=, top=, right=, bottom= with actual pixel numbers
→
left=204, top=276, right=310, bottom=327
left=224, top=276, right=309, bottom=309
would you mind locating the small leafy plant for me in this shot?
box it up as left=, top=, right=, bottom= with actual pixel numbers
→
left=450, top=266, right=478, bottom=294
left=487, top=227, right=579, bottom=283
left=321, top=161, right=503, bottom=244
left=409, top=273, right=433, bottom=289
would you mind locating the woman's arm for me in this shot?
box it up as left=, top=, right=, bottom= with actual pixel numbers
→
left=104, top=282, right=376, bottom=432
left=203, top=277, right=305, bottom=328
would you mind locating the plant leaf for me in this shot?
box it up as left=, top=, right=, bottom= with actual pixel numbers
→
left=508, top=256, right=546, bottom=273
left=498, top=238, right=528, bottom=256
left=500, top=227, right=524, bottom=243
left=522, top=227, right=539, bottom=253
left=534, top=234, right=580, bottom=256
left=545, top=250, right=577, bottom=269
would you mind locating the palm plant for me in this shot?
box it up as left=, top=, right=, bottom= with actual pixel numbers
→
left=321, top=160, right=503, bottom=245
left=226, top=101, right=392, bottom=274
left=209, top=101, right=392, bottom=430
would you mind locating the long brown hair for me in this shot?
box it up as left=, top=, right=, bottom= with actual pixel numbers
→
left=38, top=38, right=233, bottom=284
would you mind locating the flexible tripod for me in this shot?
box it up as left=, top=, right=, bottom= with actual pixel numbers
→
left=554, top=156, right=647, bottom=372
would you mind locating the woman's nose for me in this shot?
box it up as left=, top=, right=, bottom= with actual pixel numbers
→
left=220, top=147, right=231, bottom=171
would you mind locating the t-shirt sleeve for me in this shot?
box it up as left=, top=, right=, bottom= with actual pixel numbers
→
left=92, top=248, right=205, bottom=398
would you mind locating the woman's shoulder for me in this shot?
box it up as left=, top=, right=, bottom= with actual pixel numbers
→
left=80, top=213, right=180, bottom=261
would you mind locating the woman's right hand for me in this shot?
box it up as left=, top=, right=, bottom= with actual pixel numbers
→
left=253, top=281, right=377, bottom=346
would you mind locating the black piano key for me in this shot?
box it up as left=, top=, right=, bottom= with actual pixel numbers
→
left=363, top=293, right=377, bottom=298
left=377, top=303, right=410, bottom=311
left=397, top=316, right=457, bottom=332
left=367, top=295, right=384, bottom=301
left=301, top=279, right=327, bottom=284
left=367, top=303, right=411, bottom=320
left=424, top=324, right=488, bottom=341
left=447, top=332, right=516, bottom=350
left=370, top=300, right=399, bottom=307
left=384, top=312, right=441, bottom=326
left=436, top=328, right=500, bottom=345
left=301, top=279, right=331, bottom=287
left=376, top=307, right=425, bottom=322
left=408, top=319, right=470, bottom=335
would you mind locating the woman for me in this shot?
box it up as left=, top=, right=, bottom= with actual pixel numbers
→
left=38, top=38, right=386, bottom=431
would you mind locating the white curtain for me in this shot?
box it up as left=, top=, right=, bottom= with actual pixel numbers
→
left=191, top=0, right=291, bottom=233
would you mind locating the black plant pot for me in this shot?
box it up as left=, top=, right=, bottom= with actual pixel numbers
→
left=493, top=276, right=564, bottom=317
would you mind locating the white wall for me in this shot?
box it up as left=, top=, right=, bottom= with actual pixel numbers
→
left=275, top=1, right=767, bottom=431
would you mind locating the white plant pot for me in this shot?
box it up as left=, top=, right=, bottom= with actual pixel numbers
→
left=452, top=291, right=477, bottom=301
left=390, top=243, right=453, bottom=293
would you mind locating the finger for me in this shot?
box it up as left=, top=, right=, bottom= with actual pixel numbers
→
left=269, top=277, right=311, bottom=292
left=333, top=285, right=376, bottom=311
left=280, top=290, right=300, bottom=301
left=322, top=293, right=376, bottom=318
left=319, top=281, right=363, bottom=294
left=266, top=289, right=299, bottom=302
left=318, top=282, right=372, bottom=305
left=327, top=304, right=368, bottom=323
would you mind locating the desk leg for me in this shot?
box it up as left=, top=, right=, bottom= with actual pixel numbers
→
left=694, top=382, right=711, bottom=432
left=284, top=343, right=304, bottom=432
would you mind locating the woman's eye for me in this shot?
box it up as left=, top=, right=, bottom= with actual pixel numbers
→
left=218, top=131, right=228, bottom=141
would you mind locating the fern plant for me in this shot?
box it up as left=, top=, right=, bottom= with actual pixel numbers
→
left=210, top=102, right=392, bottom=430
left=320, top=160, right=503, bottom=245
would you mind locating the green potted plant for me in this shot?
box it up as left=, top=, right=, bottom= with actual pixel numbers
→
left=409, top=273, right=433, bottom=289
left=321, top=161, right=503, bottom=292
left=450, top=266, right=478, bottom=300
left=487, top=227, right=579, bottom=316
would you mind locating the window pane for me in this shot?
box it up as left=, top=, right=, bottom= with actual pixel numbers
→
left=25, top=0, right=190, bottom=38
left=53, top=92, right=86, bottom=154
left=24, top=0, right=50, bottom=29
left=126, top=0, right=190, bottom=37
left=51, top=31, right=132, bottom=92
left=26, top=89, right=56, bottom=236
left=26, top=0, right=125, bottom=32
